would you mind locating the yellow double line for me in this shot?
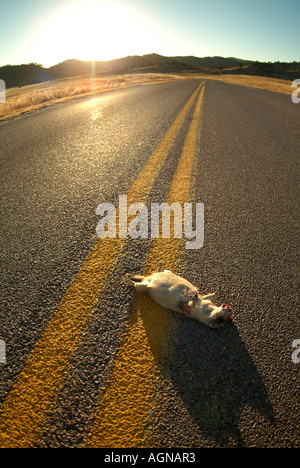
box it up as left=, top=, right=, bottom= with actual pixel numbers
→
left=88, top=82, right=205, bottom=448
left=0, top=81, right=205, bottom=448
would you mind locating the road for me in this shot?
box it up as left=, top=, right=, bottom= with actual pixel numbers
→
left=0, top=78, right=299, bottom=448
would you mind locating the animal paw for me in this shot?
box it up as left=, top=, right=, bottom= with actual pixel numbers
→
left=124, top=274, right=134, bottom=287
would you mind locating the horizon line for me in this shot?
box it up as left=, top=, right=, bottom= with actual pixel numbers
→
left=1, top=52, right=300, bottom=69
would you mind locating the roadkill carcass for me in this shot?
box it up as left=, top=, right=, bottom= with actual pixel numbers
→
left=124, top=262, right=233, bottom=328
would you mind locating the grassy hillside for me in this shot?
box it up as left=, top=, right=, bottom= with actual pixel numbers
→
left=1, top=54, right=299, bottom=89
left=0, top=72, right=186, bottom=123
left=0, top=53, right=298, bottom=123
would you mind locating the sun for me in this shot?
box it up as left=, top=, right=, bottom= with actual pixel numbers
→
left=34, top=0, right=154, bottom=66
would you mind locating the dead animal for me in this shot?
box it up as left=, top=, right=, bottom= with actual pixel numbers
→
left=124, top=262, right=233, bottom=328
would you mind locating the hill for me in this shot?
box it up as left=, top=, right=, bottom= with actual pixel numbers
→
left=173, top=55, right=250, bottom=69
left=0, top=63, right=52, bottom=88
left=1, top=54, right=299, bottom=88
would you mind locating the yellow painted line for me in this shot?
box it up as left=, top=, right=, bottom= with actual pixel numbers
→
left=88, top=82, right=206, bottom=448
left=0, top=82, right=203, bottom=448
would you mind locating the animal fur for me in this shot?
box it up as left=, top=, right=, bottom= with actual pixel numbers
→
left=124, top=262, right=233, bottom=328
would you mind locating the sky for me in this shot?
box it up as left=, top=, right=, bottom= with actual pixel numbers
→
left=0, top=0, right=299, bottom=67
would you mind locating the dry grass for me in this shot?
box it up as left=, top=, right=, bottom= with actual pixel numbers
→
left=0, top=72, right=293, bottom=123
left=197, top=73, right=293, bottom=95
left=0, top=73, right=185, bottom=123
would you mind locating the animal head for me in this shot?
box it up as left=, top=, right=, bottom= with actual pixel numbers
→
left=208, top=303, right=233, bottom=328
left=185, top=295, right=233, bottom=328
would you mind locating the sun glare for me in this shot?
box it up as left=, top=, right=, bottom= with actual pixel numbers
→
left=34, top=0, right=156, bottom=66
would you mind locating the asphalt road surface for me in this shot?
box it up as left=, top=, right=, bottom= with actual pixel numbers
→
left=0, top=78, right=299, bottom=448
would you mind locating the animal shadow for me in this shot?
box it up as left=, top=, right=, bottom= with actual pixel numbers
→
left=161, top=319, right=275, bottom=447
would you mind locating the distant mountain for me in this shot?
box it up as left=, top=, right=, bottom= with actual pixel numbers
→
left=172, top=56, right=251, bottom=69
left=48, top=59, right=105, bottom=78
left=1, top=54, right=299, bottom=88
